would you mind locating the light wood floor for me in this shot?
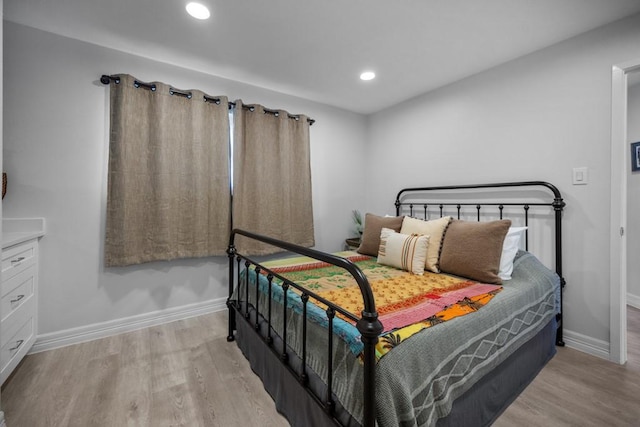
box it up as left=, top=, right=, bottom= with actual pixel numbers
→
left=2, top=307, right=639, bottom=427
left=494, top=305, right=640, bottom=427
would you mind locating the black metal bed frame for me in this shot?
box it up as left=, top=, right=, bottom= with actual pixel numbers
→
left=226, top=181, right=565, bottom=427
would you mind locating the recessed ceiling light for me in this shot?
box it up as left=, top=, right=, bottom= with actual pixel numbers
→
left=186, top=2, right=210, bottom=20
left=360, top=71, right=376, bottom=81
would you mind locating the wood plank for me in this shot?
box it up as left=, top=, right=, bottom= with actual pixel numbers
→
left=66, top=353, right=121, bottom=427
left=113, top=329, right=152, bottom=427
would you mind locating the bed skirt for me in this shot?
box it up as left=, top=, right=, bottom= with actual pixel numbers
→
left=235, top=306, right=354, bottom=427
left=436, top=316, right=556, bottom=426
left=234, top=311, right=556, bottom=427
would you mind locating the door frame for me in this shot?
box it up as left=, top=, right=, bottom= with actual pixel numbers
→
left=610, top=58, right=640, bottom=364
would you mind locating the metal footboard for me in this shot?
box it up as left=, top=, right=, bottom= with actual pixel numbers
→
left=227, top=229, right=382, bottom=427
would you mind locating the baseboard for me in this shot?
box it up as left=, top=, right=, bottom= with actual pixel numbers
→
left=628, top=292, right=640, bottom=310
left=563, top=328, right=610, bottom=361
left=31, top=297, right=227, bottom=354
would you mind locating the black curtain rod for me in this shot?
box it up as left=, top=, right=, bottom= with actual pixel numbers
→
left=100, top=75, right=120, bottom=84
left=101, top=74, right=315, bottom=125
left=230, top=102, right=316, bottom=125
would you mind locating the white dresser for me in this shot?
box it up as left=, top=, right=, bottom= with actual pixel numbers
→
left=1, top=218, right=44, bottom=385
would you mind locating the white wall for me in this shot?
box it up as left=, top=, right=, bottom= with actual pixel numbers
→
left=2, top=21, right=368, bottom=336
left=366, top=14, right=640, bottom=347
left=0, top=0, right=4, bottom=421
left=628, top=81, right=640, bottom=305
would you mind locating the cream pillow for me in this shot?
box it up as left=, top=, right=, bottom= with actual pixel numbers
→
left=400, top=216, right=452, bottom=273
left=377, top=228, right=429, bottom=275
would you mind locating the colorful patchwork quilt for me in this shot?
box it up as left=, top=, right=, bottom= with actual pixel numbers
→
left=257, top=251, right=501, bottom=360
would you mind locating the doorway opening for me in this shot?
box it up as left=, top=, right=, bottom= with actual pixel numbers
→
left=610, top=58, right=640, bottom=364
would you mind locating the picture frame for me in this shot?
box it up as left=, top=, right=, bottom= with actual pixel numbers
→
left=631, top=142, right=640, bottom=172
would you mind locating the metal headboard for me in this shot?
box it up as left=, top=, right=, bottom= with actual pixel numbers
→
left=394, top=181, right=566, bottom=345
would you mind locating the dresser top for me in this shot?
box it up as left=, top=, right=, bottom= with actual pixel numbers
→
left=2, top=218, right=45, bottom=249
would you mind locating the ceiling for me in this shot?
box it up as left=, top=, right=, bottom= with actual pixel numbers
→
left=5, top=0, right=640, bottom=114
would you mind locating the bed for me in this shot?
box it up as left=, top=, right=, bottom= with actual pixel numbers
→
left=226, top=181, right=565, bottom=427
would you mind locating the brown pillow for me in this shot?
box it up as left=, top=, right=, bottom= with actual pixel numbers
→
left=357, top=213, right=404, bottom=256
left=439, top=219, right=511, bottom=284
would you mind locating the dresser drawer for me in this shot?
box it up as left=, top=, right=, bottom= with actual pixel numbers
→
left=1, top=291, right=35, bottom=346
left=0, top=315, right=35, bottom=383
left=2, top=240, right=37, bottom=281
left=1, top=265, right=35, bottom=324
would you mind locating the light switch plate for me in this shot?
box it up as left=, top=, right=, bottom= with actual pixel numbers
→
left=572, top=167, right=588, bottom=185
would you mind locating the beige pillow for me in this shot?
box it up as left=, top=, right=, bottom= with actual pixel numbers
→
left=400, top=216, right=452, bottom=273
left=377, top=228, right=429, bottom=275
left=439, top=219, right=511, bottom=284
left=357, top=213, right=404, bottom=256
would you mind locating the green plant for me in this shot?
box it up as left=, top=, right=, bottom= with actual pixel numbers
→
left=352, top=210, right=364, bottom=236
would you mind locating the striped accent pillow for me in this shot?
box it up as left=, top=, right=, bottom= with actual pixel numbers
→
left=377, top=228, right=429, bottom=275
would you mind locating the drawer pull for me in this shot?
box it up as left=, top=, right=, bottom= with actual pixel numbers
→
left=11, top=257, right=26, bottom=264
left=10, top=339, right=24, bottom=352
left=10, top=294, right=25, bottom=304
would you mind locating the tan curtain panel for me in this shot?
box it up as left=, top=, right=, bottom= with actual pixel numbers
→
left=105, top=74, right=230, bottom=267
left=233, top=100, right=315, bottom=255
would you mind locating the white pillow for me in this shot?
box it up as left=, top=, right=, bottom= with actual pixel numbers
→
left=498, top=227, right=527, bottom=280
left=377, top=228, right=429, bottom=275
